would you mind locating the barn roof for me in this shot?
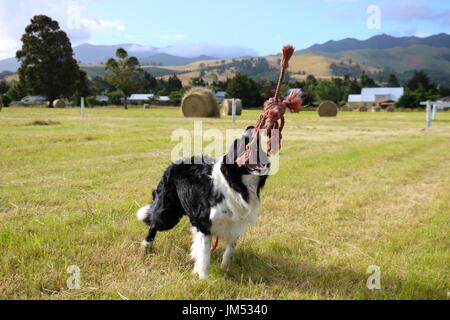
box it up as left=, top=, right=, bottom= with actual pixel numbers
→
left=361, top=87, right=404, bottom=102
left=348, top=94, right=362, bottom=103
left=129, top=94, right=154, bottom=101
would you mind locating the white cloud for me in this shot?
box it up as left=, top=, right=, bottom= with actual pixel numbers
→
left=81, top=18, right=126, bottom=32
left=0, top=0, right=126, bottom=59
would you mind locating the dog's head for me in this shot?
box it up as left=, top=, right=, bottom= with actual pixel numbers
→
left=224, top=126, right=270, bottom=176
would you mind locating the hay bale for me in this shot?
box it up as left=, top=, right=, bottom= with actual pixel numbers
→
left=386, top=106, right=396, bottom=112
left=221, top=99, right=243, bottom=116
left=341, top=105, right=353, bottom=112
left=181, top=87, right=220, bottom=118
left=53, top=99, right=66, bottom=108
left=373, top=106, right=381, bottom=112
left=318, top=101, right=338, bottom=117
left=359, top=106, right=368, bottom=112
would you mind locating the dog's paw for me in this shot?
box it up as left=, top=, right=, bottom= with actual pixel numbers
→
left=221, top=261, right=230, bottom=270
left=141, top=240, right=153, bottom=249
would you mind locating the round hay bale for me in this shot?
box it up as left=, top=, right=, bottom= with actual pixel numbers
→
left=53, top=99, right=66, bottom=108
left=318, top=101, right=338, bottom=117
left=181, top=87, right=220, bottom=118
left=373, top=106, right=381, bottom=112
left=221, top=99, right=243, bottom=116
left=359, top=106, right=368, bottom=112
left=341, top=105, right=353, bottom=112
left=386, top=106, right=396, bottom=112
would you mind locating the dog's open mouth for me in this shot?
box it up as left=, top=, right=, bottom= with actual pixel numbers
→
left=247, top=163, right=270, bottom=175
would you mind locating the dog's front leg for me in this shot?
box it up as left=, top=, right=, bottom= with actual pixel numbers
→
left=190, top=228, right=211, bottom=280
left=221, top=241, right=237, bottom=270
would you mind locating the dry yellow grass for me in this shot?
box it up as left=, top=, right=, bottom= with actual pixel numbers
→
left=0, top=107, right=449, bottom=300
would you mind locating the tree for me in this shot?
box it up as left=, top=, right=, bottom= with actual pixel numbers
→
left=226, top=74, right=263, bottom=108
left=72, top=70, right=91, bottom=106
left=90, top=76, right=114, bottom=95
left=6, top=83, right=24, bottom=101
left=167, top=74, right=183, bottom=92
left=143, top=72, right=157, bottom=91
left=105, top=48, right=144, bottom=109
left=315, top=80, right=345, bottom=104
left=360, top=71, right=377, bottom=88
left=16, top=15, right=81, bottom=107
left=191, top=77, right=206, bottom=87
left=0, top=80, right=8, bottom=95
left=407, top=70, right=434, bottom=92
left=387, top=73, right=400, bottom=87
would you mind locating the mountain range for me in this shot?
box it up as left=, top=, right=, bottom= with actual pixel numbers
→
left=0, top=43, right=256, bottom=72
left=1, top=33, right=450, bottom=85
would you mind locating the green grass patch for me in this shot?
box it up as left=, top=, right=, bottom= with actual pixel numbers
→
left=0, top=107, right=449, bottom=300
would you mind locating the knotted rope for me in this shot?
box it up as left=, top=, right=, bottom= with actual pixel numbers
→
left=236, top=45, right=302, bottom=167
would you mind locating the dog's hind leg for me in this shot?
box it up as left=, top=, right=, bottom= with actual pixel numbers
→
left=221, top=241, right=237, bottom=270
left=142, top=225, right=158, bottom=249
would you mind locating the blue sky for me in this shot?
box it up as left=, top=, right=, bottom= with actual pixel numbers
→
left=0, top=0, right=449, bottom=59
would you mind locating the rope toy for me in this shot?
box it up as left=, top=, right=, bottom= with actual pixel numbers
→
left=211, top=45, right=302, bottom=254
left=236, top=45, right=302, bottom=167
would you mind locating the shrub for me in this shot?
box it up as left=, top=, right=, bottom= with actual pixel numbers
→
left=86, top=96, right=98, bottom=107
left=107, top=91, right=123, bottom=106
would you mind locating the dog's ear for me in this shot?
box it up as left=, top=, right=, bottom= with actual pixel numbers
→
left=225, top=139, right=239, bottom=165
left=244, top=126, right=255, bottom=136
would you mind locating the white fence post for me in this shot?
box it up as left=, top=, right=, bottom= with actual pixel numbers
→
left=232, top=98, right=237, bottom=123
left=81, top=97, right=85, bottom=119
left=432, top=103, right=437, bottom=121
left=426, top=101, right=432, bottom=128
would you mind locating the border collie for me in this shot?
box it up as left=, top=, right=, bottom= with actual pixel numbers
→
left=136, top=126, right=270, bottom=279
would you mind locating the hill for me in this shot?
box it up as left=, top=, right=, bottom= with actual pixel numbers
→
left=305, top=33, right=450, bottom=85
left=308, top=33, right=450, bottom=53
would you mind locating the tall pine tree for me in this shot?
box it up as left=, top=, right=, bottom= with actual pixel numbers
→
left=16, top=15, right=80, bottom=107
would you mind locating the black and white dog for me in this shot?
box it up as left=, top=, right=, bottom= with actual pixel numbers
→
left=136, top=126, right=270, bottom=279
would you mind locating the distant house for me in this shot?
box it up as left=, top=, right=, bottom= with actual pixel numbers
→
left=128, top=94, right=154, bottom=103
left=215, top=91, right=226, bottom=103
left=95, top=95, right=109, bottom=103
left=20, top=96, right=47, bottom=105
left=157, top=96, right=170, bottom=103
left=287, top=88, right=303, bottom=97
left=348, top=87, right=404, bottom=108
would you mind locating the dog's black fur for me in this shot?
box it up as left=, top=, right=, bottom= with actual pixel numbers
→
left=139, top=126, right=269, bottom=246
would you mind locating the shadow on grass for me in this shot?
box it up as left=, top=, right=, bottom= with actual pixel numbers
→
left=215, top=247, right=443, bottom=300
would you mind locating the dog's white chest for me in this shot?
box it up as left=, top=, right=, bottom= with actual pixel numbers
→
left=210, top=161, right=261, bottom=243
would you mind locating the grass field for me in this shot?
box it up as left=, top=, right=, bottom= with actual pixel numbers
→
left=0, top=107, right=449, bottom=300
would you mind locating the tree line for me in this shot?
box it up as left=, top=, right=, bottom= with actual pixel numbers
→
left=2, top=15, right=449, bottom=110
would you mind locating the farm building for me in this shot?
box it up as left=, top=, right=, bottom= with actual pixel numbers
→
left=95, top=95, right=109, bottom=103
left=348, top=87, right=404, bottom=109
left=20, top=96, right=47, bottom=105
left=215, top=91, right=226, bottom=103
left=128, top=94, right=155, bottom=103
left=157, top=96, right=170, bottom=102
left=287, top=88, right=303, bottom=97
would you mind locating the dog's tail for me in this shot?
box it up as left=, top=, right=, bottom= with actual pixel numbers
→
left=136, top=205, right=151, bottom=223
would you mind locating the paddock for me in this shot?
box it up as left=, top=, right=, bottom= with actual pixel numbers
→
left=0, top=107, right=449, bottom=300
